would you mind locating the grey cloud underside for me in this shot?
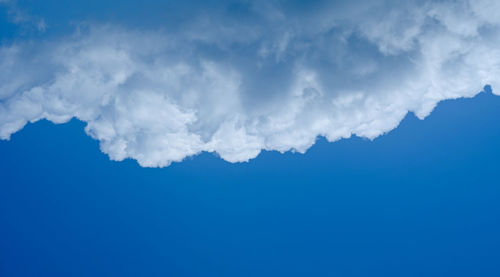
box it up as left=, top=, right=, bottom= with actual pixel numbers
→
left=1, top=0, right=499, bottom=167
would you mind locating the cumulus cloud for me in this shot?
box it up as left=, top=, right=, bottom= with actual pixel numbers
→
left=0, top=0, right=499, bottom=167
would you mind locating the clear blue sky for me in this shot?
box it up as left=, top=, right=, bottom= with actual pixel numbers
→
left=1, top=1, right=500, bottom=276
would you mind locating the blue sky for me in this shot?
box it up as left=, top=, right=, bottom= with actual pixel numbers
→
left=1, top=88, right=500, bottom=277
left=1, top=1, right=500, bottom=276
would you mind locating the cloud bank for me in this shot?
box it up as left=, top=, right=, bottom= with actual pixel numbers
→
left=0, top=0, right=499, bottom=167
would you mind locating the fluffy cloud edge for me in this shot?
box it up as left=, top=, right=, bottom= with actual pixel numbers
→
left=0, top=1, right=499, bottom=167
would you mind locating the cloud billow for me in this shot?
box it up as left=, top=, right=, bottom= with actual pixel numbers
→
left=0, top=0, right=499, bottom=167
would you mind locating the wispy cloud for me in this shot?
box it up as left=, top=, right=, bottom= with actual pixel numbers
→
left=0, top=0, right=46, bottom=32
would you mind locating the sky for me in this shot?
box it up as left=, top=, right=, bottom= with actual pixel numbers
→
left=1, top=1, right=500, bottom=276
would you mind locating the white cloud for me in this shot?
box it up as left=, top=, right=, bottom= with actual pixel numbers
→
left=0, top=0, right=499, bottom=167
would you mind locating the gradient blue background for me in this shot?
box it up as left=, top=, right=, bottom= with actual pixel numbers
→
left=1, top=1, right=500, bottom=276
left=1, top=89, right=500, bottom=276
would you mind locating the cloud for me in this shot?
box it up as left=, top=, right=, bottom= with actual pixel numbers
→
left=0, top=0, right=499, bottom=167
left=0, top=0, right=46, bottom=31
